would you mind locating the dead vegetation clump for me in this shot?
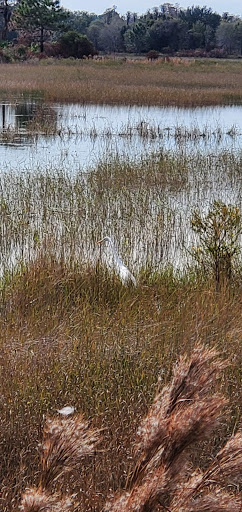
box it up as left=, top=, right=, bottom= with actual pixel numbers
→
left=20, top=414, right=100, bottom=512
left=19, top=345, right=241, bottom=512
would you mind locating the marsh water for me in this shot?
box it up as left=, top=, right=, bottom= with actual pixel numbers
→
left=1, top=100, right=242, bottom=171
left=0, top=98, right=241, bottom=272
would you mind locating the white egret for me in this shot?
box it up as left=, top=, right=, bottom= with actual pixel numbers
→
left=97, top=236, right=136, bottom=287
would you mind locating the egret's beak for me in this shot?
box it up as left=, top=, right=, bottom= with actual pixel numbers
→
left=97, top=239, right=104, bottom=244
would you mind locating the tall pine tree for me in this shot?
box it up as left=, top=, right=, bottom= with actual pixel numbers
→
left=13, top=0, right=66, bottom=52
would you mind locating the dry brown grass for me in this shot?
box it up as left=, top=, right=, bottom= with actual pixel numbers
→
left=104, top=346, right=241, bottom=512
left=0, top=258, right=241, bottom=511
left=20, top=488, right=74, bottom=512
left=0, top=59, right=242, bottom=106
left=18, top=345, right=242, bottom=512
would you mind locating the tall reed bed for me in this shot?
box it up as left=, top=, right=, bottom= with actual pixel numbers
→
left=0, top=59, right=242, bottom=105
left=0, top=150, right=240, bottom=276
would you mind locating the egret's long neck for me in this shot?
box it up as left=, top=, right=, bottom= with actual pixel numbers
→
left=109, top=239, right=123, bottom=266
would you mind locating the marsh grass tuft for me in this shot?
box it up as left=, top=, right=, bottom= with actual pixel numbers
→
left=20, top=413, right=100, bottom=511
left=104, top=345, right=242, bottom=512
left=0, top=59, right=242, bottom=106
left=19, top=346, right=242, bottom=512
left=40, top=413, right=100, bottom=489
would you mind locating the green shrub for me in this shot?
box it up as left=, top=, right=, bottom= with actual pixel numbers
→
left=146, top=49, right=159, bottom=60
left=58, top=30, right=95, bottom=58
left=191, top=201, right=241, bottom=284
left=15, top=44, right=27, bottom=58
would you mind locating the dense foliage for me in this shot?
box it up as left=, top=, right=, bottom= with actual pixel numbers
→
left=59, top=30, right=95, bottom=58
left=12, top=0, right=67, bottom=52
left=0, top=2, right=242, bottom=59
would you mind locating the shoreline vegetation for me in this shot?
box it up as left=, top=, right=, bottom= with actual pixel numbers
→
left=0, top=152, right=240, bottom=509
left=0, top=58, right=242, bottom=106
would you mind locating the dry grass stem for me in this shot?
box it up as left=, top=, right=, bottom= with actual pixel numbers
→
left=20, top=487, right=73, bottom=511
left=104, top=346, right=241, bottom=512
left=199, top=432, right=242, bottom=486
left=131, top=346, right=227, bottom=483
left=177, top=490, right=242, bottom=512
left=40, top=413, right=100, bottom=489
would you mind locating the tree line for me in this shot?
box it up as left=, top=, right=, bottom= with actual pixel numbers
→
left=0, top=0, right=242, bottom=59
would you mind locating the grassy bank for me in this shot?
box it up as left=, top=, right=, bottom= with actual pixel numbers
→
left=0, top=260, right=241, bottom=510
left=0, top=147, right=240, bottom=509
left=0, top=58, right=242, bottom=106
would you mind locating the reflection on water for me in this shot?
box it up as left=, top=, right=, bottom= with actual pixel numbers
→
left=1, top=101, right=36, bottom=130
left=0, top=101, right=57, bottom=146
left=0, top=98, right=241, bottom=273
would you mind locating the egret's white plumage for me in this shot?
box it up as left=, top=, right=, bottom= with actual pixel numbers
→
left=97, top=236, right=136, bottom=286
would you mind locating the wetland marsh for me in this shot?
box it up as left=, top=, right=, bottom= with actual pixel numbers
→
left=0, top=60, right=241, bottom=511
left=0, top=99, right=241, bottom=273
